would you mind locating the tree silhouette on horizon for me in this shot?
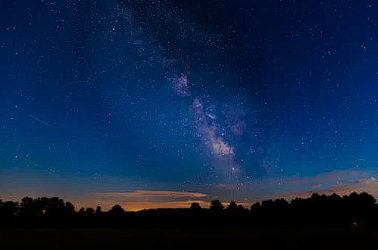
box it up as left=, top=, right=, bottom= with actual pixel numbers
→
left=190, top=202, right=202, bottom=212
left=0, top=192, right=378, bottom=229
left=210, top=200, right=224, bottom=214
left=109, top=205, right=125, bottom=214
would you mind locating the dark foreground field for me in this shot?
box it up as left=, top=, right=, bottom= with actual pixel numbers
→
left=1, top=227, right=377, bottom=250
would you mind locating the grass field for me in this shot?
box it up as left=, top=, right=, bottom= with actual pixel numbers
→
left=1, top=227, right=377, bottom=249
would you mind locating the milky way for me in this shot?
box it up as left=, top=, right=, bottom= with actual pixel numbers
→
left=172, top=74, right=191, bottom=97
left=110, top=0, right=264, bottom=182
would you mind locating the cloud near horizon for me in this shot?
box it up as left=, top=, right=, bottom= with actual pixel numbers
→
left=93, top=190, right=208, bottom=201
left=75, top=199, right=211, bottom=212
left=76, top=190, right=254, bottom=211
left=78, top=190, right=209, bottom=211
left=198, top=170, right=378, bottom=203
left=265, top=176, right=378, bottom=201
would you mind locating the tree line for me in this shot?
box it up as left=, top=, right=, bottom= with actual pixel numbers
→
left=0, top=192, right=377, bottom=228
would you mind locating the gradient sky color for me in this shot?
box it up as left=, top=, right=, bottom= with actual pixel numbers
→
left=1, top=0, right=378, bottom=210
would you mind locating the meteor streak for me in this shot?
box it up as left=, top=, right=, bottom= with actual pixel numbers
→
left=29, top=115, right=51, bottom=126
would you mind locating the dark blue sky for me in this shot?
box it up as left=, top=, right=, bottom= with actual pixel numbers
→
left=1, top=0, right=378, bottom=210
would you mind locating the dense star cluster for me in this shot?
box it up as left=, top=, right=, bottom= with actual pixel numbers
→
left=1, top=0, right=378, bottom=209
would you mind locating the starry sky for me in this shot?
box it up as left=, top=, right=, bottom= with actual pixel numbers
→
left=1, top=0, right=378, bottom=210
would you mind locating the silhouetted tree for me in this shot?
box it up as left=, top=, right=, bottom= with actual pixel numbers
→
left=95, top=206, right=102, bottom=214
left=0, top=192, right=377, bottom=229
left=44, top=197, right=65, bottom=217
left=19, top=197, right=39, bottom=218
left=190, top=202, right=202, bottom=212
left=38, top=197, right=49, bottom=215
left=109, top=205, right=125, bottom=214
left=358, top=192, right=376, bottom=209
left=0, top=201, right=18, bottom=218
left=210, top=200, right=224, bottom=214
left=251, top=202, right=262, bottom=214
left=344, top=192, right=376, bottom=227
left=237, top=205, right=248, bottom=214
left=85, top=208, right=94, bottom=215
left=64, top=202, right=75, bottom=215
left=225, top=201, right=238, bottom=214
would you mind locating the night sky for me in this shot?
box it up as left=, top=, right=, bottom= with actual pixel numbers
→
left=1, top=0, right=378, bottom=210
